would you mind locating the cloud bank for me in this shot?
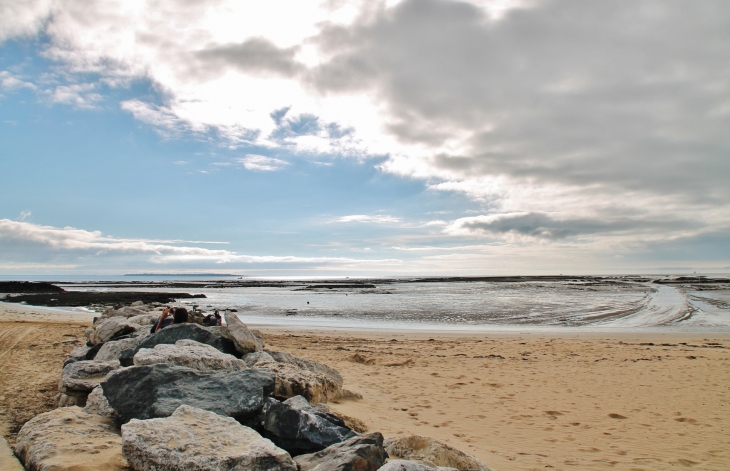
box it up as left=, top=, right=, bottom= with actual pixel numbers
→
left=2, top=0, right=729, bottom=261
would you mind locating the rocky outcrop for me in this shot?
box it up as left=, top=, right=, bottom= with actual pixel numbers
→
left=133, top=323, right=239, bottom=357
left=87, top=317, right=138, bottom=345
left=384, top=436, right=492, bottom=471
left=83, top=386, right=117, bottom=418
left=263, top=396, right=356, bottom=455
left=14, top=406, right=128, bottom=471
left=121, top=405, right=297, bottom=471
left=295, top=432, right=387, bottom=471
left=0, top=437, right=24, bottom=471
left=94, top=337, right=143, bottom=361
left=225, top=312, right=264, bottom=354
left=57, top=360, right=121, bottom=407
left=133, top=340, right=248, bottom=372
left=127, top=313, right=158, bottom=326
left=102, top=363, right=275, bottom=425
left=254, top=360, right=343, bottom=403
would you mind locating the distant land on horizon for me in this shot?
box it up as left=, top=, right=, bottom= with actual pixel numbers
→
left=124, top=273, right=240, bottom=277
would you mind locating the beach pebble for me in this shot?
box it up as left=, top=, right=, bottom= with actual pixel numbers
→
left=121, top=405, right=297, bottom=471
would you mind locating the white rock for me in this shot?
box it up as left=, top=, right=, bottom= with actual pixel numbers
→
left=132, top=341, right=248, bottom=373
left=384, top=436, right=493, bottom=471
left=83, top=386, right=116, bottom=418
left=14, top=406, right=128, bottom=471
left=94, top=337, right=142, bottom=361
left=121, top=405, right=297, bottom=471
left=225, top=312, right=263, bottom=354
left=254, top=360, right=343, bottom=403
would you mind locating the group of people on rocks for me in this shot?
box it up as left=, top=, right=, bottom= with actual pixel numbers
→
left=150, top=306, right=222, bottom=333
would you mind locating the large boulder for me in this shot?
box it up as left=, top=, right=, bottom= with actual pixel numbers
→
left=127, top=313, right=158, bottom=326
left=384, top=436, right=492, bottom=471
left=295, top=433, right=387, bottom=471
left=225, top=312, right=264, bottom=354
left=57, top=360, right=120, bottom=407
left=254, top=359, right=343, bottom=403
left=267, top=350, right=343, bottom=387
left=121, top=405, right=297, bottom=471
left=102, top=363, right=275, bottom=426
left=14, top=406, right=128, bottom=471
left=88, top=317, right=137, bottom=345
left=94, top=337, right=144, bottom=361
left=133, top=323, right=239, bottom=357
left=263, top=396, right=356, bottom=456
left=133, top=340, right=248, bottom=373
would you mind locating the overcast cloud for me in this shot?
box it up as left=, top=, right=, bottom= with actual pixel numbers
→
left=1, top=0, right=728, bottom=273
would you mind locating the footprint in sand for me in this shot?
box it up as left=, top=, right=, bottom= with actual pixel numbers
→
left=674, top=417, right=698, bottom=424
left=608, top=413, right=628, bottom=419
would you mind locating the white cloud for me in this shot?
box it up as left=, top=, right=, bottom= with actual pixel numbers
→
left=0, top=219, right=400, bottom=268
left=0, top=71, right=36, bottom=91
left=1, top=0, right=728, bottom=252
left=336, top=214, right=401, bottom=223
left=237, top=154, right=290, bottom=172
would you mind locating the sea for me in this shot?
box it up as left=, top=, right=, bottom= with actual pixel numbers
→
left=3, top=274, right=729, bottom=333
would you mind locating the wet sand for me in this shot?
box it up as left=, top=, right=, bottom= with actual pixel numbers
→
left=1, top=303, right=728, bottom=470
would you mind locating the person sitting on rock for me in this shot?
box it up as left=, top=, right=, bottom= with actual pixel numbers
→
left=152, top=306, right=189, bottom=333
left=203, top=309, right=222, bottom=327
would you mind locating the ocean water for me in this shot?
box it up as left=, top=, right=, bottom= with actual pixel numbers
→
left=62, top=279, right=730, bottom=332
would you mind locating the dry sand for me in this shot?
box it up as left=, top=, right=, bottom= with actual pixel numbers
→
left=264, top=329, right=730, bottom=471
left=1, top=302, right=728, bottom=470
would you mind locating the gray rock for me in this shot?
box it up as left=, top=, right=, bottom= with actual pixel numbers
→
left=384, top=436, right=493, bottom=471
left=378, top=461, right=442, bottom=471
left=255, top=360, right=343, bottom=403
left=284, top=396, right=348, bottom=428
left=88, top=317, right=137, bottom=345
left=225, top=312, right=264, bottom=354
left=133, top=323, right=239, bottom=357
left=133, top=340, right=248, bottom=372
left=64, top=345, right=91, bottom=366
left=263, top=397, right=356, bottom=456
left=83, top=386, right=116, bottom=418
left=14, top=406, right=128, bottom=471
left=102, top=363, right=275, bottom=426
left=130, top=301, right=145, bottom=307
left=60, top=360, right=121, bottom=394
left=121, top=405, right=297, bottom=471
left=94, top=337, right=143, bottom=361
left=243, top=351, right=276, bottom=367
left=0, top=437, right=24, bottom=471
left=295, top=433, right=387, bottom=471
left=251, top=329, right=266, bottom=347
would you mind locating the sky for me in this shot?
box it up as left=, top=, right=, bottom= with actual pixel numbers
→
left=0, top=0, right=729, bottom=276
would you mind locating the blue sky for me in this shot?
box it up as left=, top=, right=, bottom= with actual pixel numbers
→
left=1, top=0, right=729, bottom=275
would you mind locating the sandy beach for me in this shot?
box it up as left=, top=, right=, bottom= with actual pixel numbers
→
left=1, top=303, right=728, bottom=470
